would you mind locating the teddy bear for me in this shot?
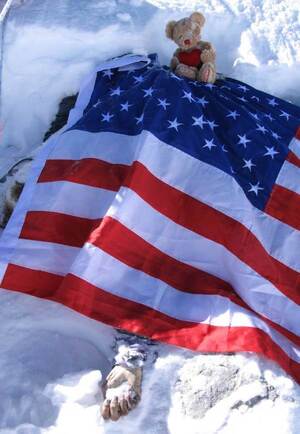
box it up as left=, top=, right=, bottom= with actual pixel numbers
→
left=165, top=12, right=217, bottom=83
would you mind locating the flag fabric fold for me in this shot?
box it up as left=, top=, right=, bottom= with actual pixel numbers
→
left=1, top=53, right=300, bottom=381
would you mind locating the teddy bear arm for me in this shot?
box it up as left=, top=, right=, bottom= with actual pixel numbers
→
left=201, top=48, right=216, bottom=64
left=170, top=56, right=179, bottom=70
left=198, top=40, right=214, bottom=51
left=170, top=49, right=181, bottom=70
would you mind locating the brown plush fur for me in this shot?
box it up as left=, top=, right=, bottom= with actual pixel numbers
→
left=1, top=181, right=24, bottom=228
left=166, top=12, right=216, bottom=83
left=1, top=95, right=77, bottom=229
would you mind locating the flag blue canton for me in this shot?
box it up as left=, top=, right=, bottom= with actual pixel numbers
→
left=70, top=57, right=300, bottom=211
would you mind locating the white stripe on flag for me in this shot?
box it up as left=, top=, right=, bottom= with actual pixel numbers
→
left=290, top=137, right=300, bottom=158
left=30, top=182, right=114, bottom=219
left=47, top=129, right=300, bottom=273
left=49, top=130, right=138, bottom=165
left=105, top=187, right=300, bottom=336
left=69, top=243, right=300, bottom=363
left=276, top=160, right=300, bottom=194
left=11, top=239, right=78, bottom=275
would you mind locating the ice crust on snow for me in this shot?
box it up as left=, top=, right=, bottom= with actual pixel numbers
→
left=0, top=0, right=300, bottom=433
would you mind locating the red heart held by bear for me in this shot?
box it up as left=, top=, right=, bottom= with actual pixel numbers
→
left=178, top=49, right=202, bottom=67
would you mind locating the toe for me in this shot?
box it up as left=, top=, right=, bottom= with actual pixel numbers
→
left=110, top=397, right=121, bottom=421
left=128, top=390, right=140, bottom=409
left=101, top=399, right=111, bottom=420
left=119, top=396, right=129, bottom=415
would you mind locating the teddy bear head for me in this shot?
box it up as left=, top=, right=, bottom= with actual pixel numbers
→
left=165, top=12, right=205, bottom=51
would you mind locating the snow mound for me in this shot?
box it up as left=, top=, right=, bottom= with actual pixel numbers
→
left=1, top=0, right=299, bottom=176
left=0, top=290, right=300, bottom=433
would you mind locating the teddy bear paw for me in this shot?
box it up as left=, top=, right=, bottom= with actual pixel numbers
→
left=197, top=63, right=216, bottom=84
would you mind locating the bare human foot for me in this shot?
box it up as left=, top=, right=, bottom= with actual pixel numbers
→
left=101, top=365, right=142, bottom=421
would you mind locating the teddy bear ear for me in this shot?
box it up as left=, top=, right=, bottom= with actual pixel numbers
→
left=165, top=20, right=177, bottom=39
left=190, top=12, right=205, bottom=27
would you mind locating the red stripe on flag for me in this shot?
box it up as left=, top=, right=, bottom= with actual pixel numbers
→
left=20, top=211, right=102, bottom=247
left=89, top=216, right=300, bottom=345
left=296, top=127, right=300, bottom=140
left=122, top=161, right=300, bottom=305
left=38, top=159, right=129, bottom=191
left=287, top=151, right=300, bottom=169
left=88, top=216, right=246, bottom=304
left=56, top=274, right=300, bottom=384
left=1, top=263, right=63, bottom=297
left=2, top=254, right=300, bottom=346
left=266, top=184, right=300, bottom=231
left=1, top=264, right=300, bottom=382
left=17, top=160, right=300, bottom=304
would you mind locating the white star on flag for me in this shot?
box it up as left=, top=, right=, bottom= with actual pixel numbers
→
left=168, top=118, right=183, bottom=131
left=157, top=98, right=171, bottom=110
left=110, top=87, right=123, bottom=96
left=93, top=99, right=101, bottom=108
left=133, top=75, right=144, bottom=84
left=238, top=134, right=251, bottom=148
left=203, top=139, right=217, bottom=150
left=143, top=87, right=154, bottom=97
left=226, top=110, right=240, bottom=120
left=204, top=83, right=215, bottom=90
left=264, top=146, right=279, bottom=159
left=243, top=159, right=256, bottom=171
left=182, top=91, right=194, bottom=102
left=103, top=69, right=114, bottom=79
left=196, top=96, right=209, bottom=107
left=251, top=96, right=260, bottom=102
left=207, top=119, right=219, bottom=130
left=220, top=94, right=230, bottom=101
left=170, top=72, right=182, bottom=81
left=120, top=101, right=132, bottom=112
left=238, top=85, right=249, bottom=92
left=248, top=182, right=264, bottom=195
left=101, top=112, right=114, bottom=122
left=192, top=115, right=207, bottom=129
left=271, top=131, right=281, bottom=140
left=268, top=98, right=279, bottom=107
left=256, top=124, right=268, bottom=134
left=238, top=96, right=247, bottom=103
left=222, top=145, right=228, bottom=153
left=135, top=113, right=144, bottom=124
left=279, top=111, right=290, bottom=120
left=265, top=113, right=275, bottom=122
left=250, top=112, right=260, bottom=121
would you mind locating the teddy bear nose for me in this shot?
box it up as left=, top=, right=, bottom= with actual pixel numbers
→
left=184, top=39, right=191, bottom=45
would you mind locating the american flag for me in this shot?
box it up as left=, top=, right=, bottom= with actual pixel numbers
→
left=1, top=54, right=300, bottom=382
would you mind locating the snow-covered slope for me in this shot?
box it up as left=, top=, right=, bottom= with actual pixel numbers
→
left=1, top=289, right=300, bottom=434
left=0, top=0, right=299, bottom=176
left=0, top=1, right=299, bottom=433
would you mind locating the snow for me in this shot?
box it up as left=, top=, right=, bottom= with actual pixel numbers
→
left=0, top=0, right=299, bottom=176
left=0, top=0, right=300, bottom=432
left=1, top=288, right=300, bottom=433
